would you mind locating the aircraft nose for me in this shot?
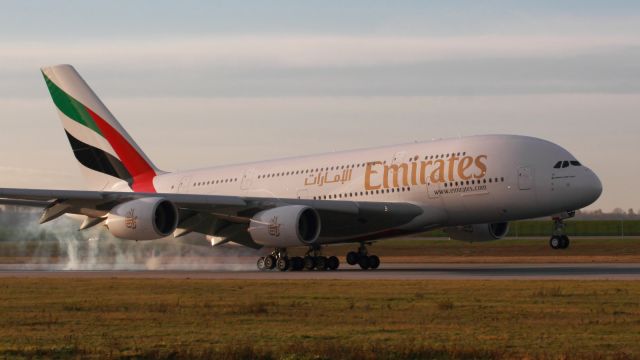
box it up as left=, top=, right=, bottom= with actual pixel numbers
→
left=584, top=168, right=603, bottom=205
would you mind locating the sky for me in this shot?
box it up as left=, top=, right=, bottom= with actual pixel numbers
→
left=0, top=0, right=639, bottom=211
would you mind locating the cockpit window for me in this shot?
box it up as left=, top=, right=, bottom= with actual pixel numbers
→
left=554, top=160, right=583, bottom=169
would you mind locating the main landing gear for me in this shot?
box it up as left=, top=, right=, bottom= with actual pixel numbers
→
left=549, top=212, right=574, bottom=250
left=346, top=243, right=380, bottom=270
left=257, top=247, right=340, bottom=272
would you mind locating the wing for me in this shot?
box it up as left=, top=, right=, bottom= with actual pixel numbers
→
left=0, top=188, right=436, bottom=248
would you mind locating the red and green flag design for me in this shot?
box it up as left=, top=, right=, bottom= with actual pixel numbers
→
left=42, top=65, right=158, bottom=193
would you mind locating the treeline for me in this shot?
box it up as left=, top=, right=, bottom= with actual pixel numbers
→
left=575, top=208, right=640, bottom=220
left=422, top=220, right=640, bottom=238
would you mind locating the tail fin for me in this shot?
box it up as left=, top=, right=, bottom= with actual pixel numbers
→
left=41, top=64, right=161, bottom=192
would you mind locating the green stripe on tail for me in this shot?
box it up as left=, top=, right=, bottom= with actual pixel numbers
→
left=42, top=72, right=103, bottom=136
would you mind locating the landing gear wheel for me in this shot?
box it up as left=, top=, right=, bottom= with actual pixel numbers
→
left=303, top=256, right=316, bottom=271
left=257, top=257, right=266, bottom=271
left=358, top=256, right=371, bottom=270
left=327, top=256, right=340, bottom=271
left=316, top=256, right=328, bottom=271
left=291, top=257, right=304, bottom=271
left=276, top=257, right=290, bottom=272
left=550, top=213, right=573, bottom=251
left=264, top=255, right=276, bottom=270
left=369, top=255, right=380, bottom=270
left=346, top=251, right=359, bottom=266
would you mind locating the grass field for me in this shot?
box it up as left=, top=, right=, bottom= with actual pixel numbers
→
left=422, top=220, right=640, bottom=238
left=0, top=279, right=638, bottom=359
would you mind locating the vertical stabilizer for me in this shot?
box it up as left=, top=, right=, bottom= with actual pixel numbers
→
left=41, top=64, right=161, bottom=192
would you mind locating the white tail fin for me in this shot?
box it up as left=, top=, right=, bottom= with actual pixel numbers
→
left=42, top=64, right=161, bottom=192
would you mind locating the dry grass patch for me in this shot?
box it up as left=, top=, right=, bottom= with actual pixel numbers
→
left=0, top=279, right=639, bottom=359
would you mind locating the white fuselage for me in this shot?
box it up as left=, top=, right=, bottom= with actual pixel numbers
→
left=145, top=134, right=601, bottom=242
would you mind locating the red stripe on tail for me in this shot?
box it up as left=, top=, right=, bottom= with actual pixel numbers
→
left=86, top=108, right=157, bottom=193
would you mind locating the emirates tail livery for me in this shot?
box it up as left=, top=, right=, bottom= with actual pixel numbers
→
left=0, top=65, right=602, bottom=271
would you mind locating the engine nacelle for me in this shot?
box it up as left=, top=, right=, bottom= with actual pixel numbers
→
left=248, top=205, right=321, bottom=247
left=106, top=198, right=179, bottom=240
left=445, top=222, right=510, bottom=243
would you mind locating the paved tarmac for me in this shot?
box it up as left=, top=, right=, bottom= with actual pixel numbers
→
left=0, top=263, right=639, bottom=280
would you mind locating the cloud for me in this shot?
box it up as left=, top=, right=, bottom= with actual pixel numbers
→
left=0, top=166, right=74, bottom=177
left=1, top=35, right=639, bottom=71
left=2, top=34, right=639, bottom=98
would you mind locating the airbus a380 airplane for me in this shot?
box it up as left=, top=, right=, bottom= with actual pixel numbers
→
left=0, top=65, right=602, bottom=271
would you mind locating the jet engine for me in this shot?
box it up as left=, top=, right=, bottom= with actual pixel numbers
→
left=106, top=197, right=179, bottom=240
left=248, top=205, right=321, bottom=247
left=445, top=222, right=510, bottom=242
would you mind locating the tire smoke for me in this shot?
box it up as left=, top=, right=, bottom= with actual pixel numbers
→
left=0, top=206, right=262, bottom=271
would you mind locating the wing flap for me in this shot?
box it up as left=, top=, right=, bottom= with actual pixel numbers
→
left=0, top=187, right=428, bottom=246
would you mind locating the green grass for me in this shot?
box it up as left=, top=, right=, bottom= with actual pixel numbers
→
left=0, top=279, right=639, bottom=359
left=307, top=236, right=640, bottom=260
left=418, top=220, right=640, bottom=237
left=509, top=220, right=640, bottom=237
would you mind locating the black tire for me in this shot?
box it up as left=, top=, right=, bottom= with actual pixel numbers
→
left=560, top=235, right=570, bottom=249
left=257, top=257, right=266, bottom=271
left=303, top=256, right=316, bottom=271
left=276, top=257, right=290, bottom=272
left=549, top=236, right=561, bottom=250
left=358, top=256, right=371, bottom=270
left=316, top=256, right=328, bottom=271
left=291, top=257, right=304, bottom=271
left=264, top=255, right=276, bottom=269
left=369, top=255, right=380, bottom=270
left=327, top=256, right=340, bottom=271
left=346, top=251, right=359, bottom=265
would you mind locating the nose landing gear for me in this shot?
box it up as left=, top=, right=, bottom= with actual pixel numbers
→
left=549, top=235, right=570, bottom=250
left=549, top=212, right=574, bottom=250
left=346, top=243, right=380, bottom=270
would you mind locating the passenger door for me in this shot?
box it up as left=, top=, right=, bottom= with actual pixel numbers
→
left=177, top=177, right=192, bottom=193
left=241, top=169, right=256, bottom=190
left=427, top=181, right=442, bottom=199
left=518, top=167, right=533, bottom=190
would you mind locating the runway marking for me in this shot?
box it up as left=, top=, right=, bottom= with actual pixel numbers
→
left=1, top=263, right=640, bottom=280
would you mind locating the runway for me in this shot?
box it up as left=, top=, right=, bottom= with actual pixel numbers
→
left=1, top=263, right=640, bottom=280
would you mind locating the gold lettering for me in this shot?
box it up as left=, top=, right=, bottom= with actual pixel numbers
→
left=474, top=155, right=488, bottom=179
left=357, top=154, right=488, bottom=190
left=420, top=161, right=432, bottom=184
left=411, top=161, right=419, bottom=186
left=365, top=161, right=383, bottom=190
left=447, top=154, right=460, bottom=182
left=384, top=163, right=410, bottom=188
left=458, top=156, right=474, bottom=180
left=430, top=160, right=446, bottom=183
